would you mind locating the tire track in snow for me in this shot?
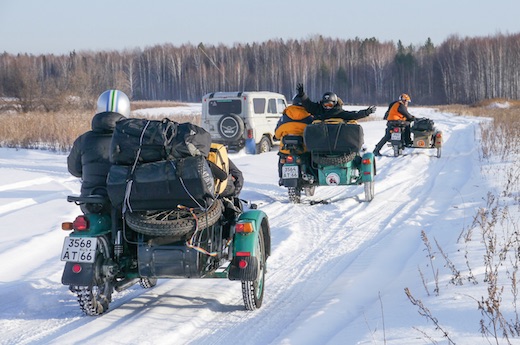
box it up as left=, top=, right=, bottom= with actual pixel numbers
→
left=191, top=113, right=484, bottom=345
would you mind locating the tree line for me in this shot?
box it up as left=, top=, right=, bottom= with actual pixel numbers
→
left=1, top=33, right=519, bottom=112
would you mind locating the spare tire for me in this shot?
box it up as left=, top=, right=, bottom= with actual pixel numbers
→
left=125, top=199, right=223, bottom=237
left=217, top=114, right=244, bottom=141
left=313, top=152, right=358, bottom=166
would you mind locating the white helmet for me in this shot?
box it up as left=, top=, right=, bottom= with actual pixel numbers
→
left=96, top=89, right=131, bottom=117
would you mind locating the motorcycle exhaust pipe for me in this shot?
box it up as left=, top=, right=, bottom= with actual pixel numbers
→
left=114, top=277, right=140, bottom=292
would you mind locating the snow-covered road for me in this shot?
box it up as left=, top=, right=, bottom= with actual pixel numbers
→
left=1, top=108, right=497, bottom=345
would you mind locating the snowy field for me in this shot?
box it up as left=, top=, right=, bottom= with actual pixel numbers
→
left=1, top=105, right=518, bottom=345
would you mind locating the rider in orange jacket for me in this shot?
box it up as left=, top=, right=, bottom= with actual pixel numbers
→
left=274, top=95, right=314, bottom=179
left=373, top=93, right=416, bottom=156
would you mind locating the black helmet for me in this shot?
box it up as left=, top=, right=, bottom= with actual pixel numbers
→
left=292, top=94, right=303, bottom=106
left=321, top=92, right=338, bottom=109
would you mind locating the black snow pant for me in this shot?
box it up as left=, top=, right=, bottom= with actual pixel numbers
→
left=374, top=123, right=412, bottom=152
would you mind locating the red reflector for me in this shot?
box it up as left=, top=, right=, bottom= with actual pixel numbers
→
left=247, top=129, right=253, bottom=139
left=363, top=171, right=371, bottom=175
left=286, top=156, right=294, bottom=163
left=236, top=251, right=251, bottom=257
left=72, top=264, right=82, bottom=273
left=73, top=216, right=89, bottom=231
left=238, top=260, right=248, bottom=269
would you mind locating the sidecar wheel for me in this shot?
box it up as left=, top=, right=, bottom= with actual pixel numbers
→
left=72, top=236, right=113, bottom=316
left=139, top=277, right=157, bottom=289
left=304, top=185, right=316, bottom=197
left=125, top=199, right=223, bottom=237
left=393, top=145, right=400, bottom=157
left=364, top=181, right=375, bottom=202
left=242, top=228, right=266, bottom=310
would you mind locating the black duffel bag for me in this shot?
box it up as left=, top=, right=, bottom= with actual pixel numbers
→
left=110, top=118, right=178, bottom=165
left=170, top=122, right=212, bottom=159
left=107, top=155, right=216, bottom=211
left=412, top=118, right=434, bottom=131
left=303, top=122, right=364, bottom=153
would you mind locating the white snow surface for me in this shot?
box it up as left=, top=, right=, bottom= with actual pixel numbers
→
left=1, top=105, right=518, bottom=345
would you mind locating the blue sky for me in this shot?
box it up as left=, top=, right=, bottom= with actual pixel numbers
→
left=2, top=0, right=520, bottom=55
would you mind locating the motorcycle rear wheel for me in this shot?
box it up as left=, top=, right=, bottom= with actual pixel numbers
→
left=125, top=199, right=223, bottom=237
left=72, top=236, right=113, bottom=316
left=288, top=187, right=302, bottom=204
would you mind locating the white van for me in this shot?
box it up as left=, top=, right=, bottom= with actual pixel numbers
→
left=201, top=91, right=287, bottom=154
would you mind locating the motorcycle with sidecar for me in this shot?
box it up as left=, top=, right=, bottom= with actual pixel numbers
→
left=279, top=119, right=376, bottom=203
left=388, top=117, right=443, bottom=158
left=60, top=121, right=270, bottom=316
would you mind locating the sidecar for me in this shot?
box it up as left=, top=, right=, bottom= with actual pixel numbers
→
left=279, top=119, right=376, bottom=203
left=61, top=126, right=270, bottom=316
left=388, top=118, right=442, bottom=158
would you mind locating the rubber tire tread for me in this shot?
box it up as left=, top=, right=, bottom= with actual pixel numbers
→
left=313, top=152, right=357, bottom=166
left=125, top=199, right=223, bottom=237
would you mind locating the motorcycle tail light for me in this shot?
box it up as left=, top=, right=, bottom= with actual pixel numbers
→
left=362, top=158, right=372, bottom=165
left=393, top=127, right=399, bottom=132
left=436, top=132, right=442, bottom=138
left=235, top=222, right=254, bottom=233
left=73, top=216, right=89, bottom=231
left=286, top=155, right=294, bottom=163
left=247, top=129, right=253, bottom=139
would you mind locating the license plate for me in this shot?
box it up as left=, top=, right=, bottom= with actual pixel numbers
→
left=282, top=165, right=299, bottom=179
left=61, top=237, right=98, bottom=263
left=391, top=132, right=402, bottom=141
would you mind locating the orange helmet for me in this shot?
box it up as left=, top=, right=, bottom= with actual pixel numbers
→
left=399, top=93, right=411, bottom=103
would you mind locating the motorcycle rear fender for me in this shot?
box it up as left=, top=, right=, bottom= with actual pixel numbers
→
left=360, top=152, right=375, bottom=182
left=434, top=130, right=443, bottom=147
left=229, top=209, right=270, bottom=281
left=61, top=261, right=95, bottom=286
left=281, top=177, right=299, bottom=187
left=69, top=213, right=112, bottom=238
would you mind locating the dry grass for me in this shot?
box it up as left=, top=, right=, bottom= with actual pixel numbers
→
left=131, top=100, right=190, bottom=111
left=2, top=98, right=520, bottom=152
left=437, top=100, right=520, bottom=158
left=0, top=101, right=198, bottom=151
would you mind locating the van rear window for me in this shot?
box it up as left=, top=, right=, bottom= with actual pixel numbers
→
left=208, top=99, right=242, bottom=115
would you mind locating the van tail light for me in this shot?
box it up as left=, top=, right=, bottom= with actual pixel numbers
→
left=247, top=129, right=253, bottom=139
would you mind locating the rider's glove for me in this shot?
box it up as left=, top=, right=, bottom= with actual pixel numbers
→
left=365, top=105, right=376, bottom=115
left=296, top=83, right=304, bottom=97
